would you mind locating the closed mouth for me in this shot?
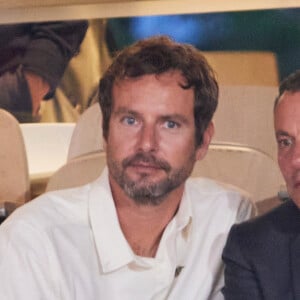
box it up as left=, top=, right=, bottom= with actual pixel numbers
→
left=129, top=162, right=162, bottom=169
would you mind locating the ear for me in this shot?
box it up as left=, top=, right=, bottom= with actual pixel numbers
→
left=195, top=121, right=214, bottom=161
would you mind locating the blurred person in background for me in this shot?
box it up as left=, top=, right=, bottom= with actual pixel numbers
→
left=0, top=21, right=88, bottom=122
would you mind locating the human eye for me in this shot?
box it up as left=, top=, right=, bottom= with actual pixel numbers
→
left=122, top=116, right=137, bottom=126
left=277, top=137, right=293, bottom=149
left=163, top=120, right=180, bottom=129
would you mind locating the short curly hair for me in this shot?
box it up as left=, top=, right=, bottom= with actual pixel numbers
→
left=98, top=35, right=218, bottom=147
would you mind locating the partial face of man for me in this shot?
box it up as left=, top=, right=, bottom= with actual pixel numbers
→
left=274, top=91, right=300, bottom=207
left=105, top=71, right=211, bottom=205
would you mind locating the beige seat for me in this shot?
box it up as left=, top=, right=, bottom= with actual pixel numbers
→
left=46, top=151, right=106, bottom=192
left=213, top=85, right=279, bottom=160
left=192, top=142, right=284, bottom=208
left=255, top=195, right=283, bottom=216
left=0, top=109, right=30, bottom=218
left=67, top=103, right=103, bottom=161
left=203, top=51, right=279, bottom=86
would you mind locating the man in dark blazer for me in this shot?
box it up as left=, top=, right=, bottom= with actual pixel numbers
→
left=222, top=69, right=300, bottom=300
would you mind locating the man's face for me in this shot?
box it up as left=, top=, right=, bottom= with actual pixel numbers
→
left=105, top=71, right=212, bottom=205
left=275, top=91, right=300, bottom=207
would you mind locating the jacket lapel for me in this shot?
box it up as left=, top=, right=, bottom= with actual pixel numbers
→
left=275, top=201, right=300, bottom=299
left=290, top=226, right=300, bottom=300
left=290, top=235, right=300, bottom=299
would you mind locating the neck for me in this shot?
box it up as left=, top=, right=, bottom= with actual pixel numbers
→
left=110, top=177, right=184, bottom=257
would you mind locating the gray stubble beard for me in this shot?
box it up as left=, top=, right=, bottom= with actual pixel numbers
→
left=107, top=152, right=196, bottom=206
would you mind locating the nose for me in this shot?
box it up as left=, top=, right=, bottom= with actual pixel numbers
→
left=137, top=124, right=158, bottom=152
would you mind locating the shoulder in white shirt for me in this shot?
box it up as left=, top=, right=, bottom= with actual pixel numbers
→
left=0, top=171, right=253, bottom=300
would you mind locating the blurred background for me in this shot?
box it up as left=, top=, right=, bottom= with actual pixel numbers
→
left=106, top=8, right=300, bottom=80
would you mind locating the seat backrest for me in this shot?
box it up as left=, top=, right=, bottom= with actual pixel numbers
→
left=192, top=142, right=284, bottom=204
left=0, top=109, right=30, bottom=206
left=46, top=151, right=107, bottom=192
left=203, top=51, right=279, bottom=86
left=67, top=103, right=103, bottom=161
left=213, top=85, right=278, bottom=160
left=49, top=143, right=283, bottom=206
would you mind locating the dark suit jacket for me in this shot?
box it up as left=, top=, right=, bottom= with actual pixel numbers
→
left=222, top=200, right=300, bottom=300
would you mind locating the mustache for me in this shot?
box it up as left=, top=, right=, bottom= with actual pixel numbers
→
left=122, top=152, right=171, bottom=172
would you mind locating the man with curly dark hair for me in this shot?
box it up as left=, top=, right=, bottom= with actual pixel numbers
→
left=0, top=36, right=252, bottom=300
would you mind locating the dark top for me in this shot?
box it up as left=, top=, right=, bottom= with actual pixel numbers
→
left=0, top=21, right=88, bottom=120
left=0, top=21, right=88, bottom=97
left=222, top=200, right=300, bottom=300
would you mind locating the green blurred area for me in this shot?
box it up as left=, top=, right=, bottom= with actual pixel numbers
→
left=106, top=8, right=300, bottom=80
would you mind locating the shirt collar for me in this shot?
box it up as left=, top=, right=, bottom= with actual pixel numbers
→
left=175, top=184, right=193, bottom=237
left=157, top=184, right=193, bottom=267
left=88, top=168, right=193, bottom=273
left=88, top=168, right=134, bottom=273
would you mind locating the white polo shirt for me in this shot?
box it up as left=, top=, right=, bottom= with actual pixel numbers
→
left=0, top=169, right=253, bottom=300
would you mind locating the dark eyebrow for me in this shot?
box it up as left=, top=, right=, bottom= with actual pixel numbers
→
left=113, top=107, right=139, bottom=117
left=113, top=108, right=191, bottom=125
left=275, top=130, right=290, bottom=138
left=160, top=114, right=190, bottom=125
